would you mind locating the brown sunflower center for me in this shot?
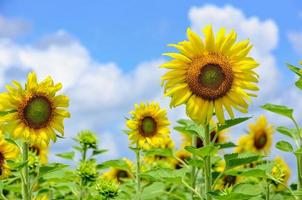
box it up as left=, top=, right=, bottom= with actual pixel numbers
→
left=254, top=132, right=267, bottom=149
left=187, top=54, right=233, bottom=100
left=0, top=153, right=4, bottom=175
left=140, top=116, right=157, bottom=137
left=29, top=146, right=40, bottom=156
left=21, top=95, right=53, bottom=129
left=196, top=130, right=218, bottom=148
left=116, top=170, right=129, bottom=182
left=223, top=175, right=237, bottom=187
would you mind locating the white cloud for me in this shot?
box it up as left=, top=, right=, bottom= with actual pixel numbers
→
left=288, top=31, right=302, bottom=56
left=0, top=16, right=30, bottom=38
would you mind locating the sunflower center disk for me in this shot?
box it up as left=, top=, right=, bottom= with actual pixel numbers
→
left=140, top=116, right=157, bottom=137
left=199, top=64, right=225, bottom=89
left=254, top=133, right=267, bottom=149
left=187, top=55, right=233, bottom=100
left=23, top=96, right=52, bottom=129
left=117, top=170, right=129, bottom=182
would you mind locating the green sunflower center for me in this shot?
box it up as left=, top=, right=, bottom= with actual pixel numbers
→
left=254, top=132, right=267, bottom=149
left=23, top=96, right=52, bottom=129
left=140, top=116, right=157, bottom=137
left=199, top=64, right=225, bottom=89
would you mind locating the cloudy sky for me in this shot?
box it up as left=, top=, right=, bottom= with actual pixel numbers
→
left=0, top=0, right=302, bottom=180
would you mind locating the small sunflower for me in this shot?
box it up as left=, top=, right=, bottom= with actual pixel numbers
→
left=126, top=102, right=170, bottom=149
left=173, top=149, right=191, bottom=169
left=271, top=156, right=290, bottom=191
left=234, top=135, right=250, bottom=153
left=181, top=120, right=227, bottom=148
left=214, top=161, right=241, bottom=190
left=102, top=158, right=133, bottom=183
left=161, top=26, right=259, bottom=124
left=29, top=144, right=48, bottom=164
left=245, top=115, right=274, bottom=155
left=0, top=135, right=19, bottom=179
left=0, top=72, right=70, bottom=147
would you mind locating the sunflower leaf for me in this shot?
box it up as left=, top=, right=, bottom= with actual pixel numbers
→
left=217, top=142, right=237, bottom=149
left=56, top=152, right=75, bottom=160
left=185, top=145, right=218, bottom=158
left=296, top=78, right=302, bottom=90
left=175, top=119, right=204, bottom=138
left=261, top=103, right=293, bottom=119
left=224, top=152, right=261, bottom=169
left=276, top=140, right=294, bottom=152
left=217, top=117, right=252, bottom=132
left=276, top=126, right=295, bottom=139
left=143, top=148, right=173, bottom=157
left=100, top=159, right=131, bottom=172
left=287, top=63, right=302, bottom=76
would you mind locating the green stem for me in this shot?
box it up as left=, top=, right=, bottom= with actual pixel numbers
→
left=135, top=145, right=141, bottom=200
left=266, top=178, right=270, bottom=200
left=191, top=135, right=197, bottom=200
left=79, top=146, right=87, bottom=200
left=21, top=141, right=30, bottom=200
left=204, top=124, right=211, bottom=200
left=292, top=117, right=302, bottom=191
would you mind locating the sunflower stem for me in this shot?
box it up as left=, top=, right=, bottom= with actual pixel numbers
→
left=21, top=141, right=30, bottom=200
left=191, top=135, right=197, bottom=200
left=204, top=123, right=212, bottom=200
left=292, top=117, right=302, bottom=193
left=135, top=144, right=141, bottom=200
left=79, top=145, right=87, bottom=200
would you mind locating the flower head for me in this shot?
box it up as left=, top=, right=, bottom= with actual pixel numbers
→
left=76, top=130, right=98, bottom=149
left=161, top=26, right=259, bottom=124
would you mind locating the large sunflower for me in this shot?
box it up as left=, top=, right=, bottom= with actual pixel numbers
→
left=244, top=115, right=274, bottom=155
left=0, top=72, right=70, bottom=147
left=126, top=102, right=170, bottom=149
left=0, top=135, right=19, bottom=179
left=161, top=26, right=259, bottom=124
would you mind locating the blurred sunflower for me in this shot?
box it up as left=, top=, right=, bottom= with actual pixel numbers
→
left=161, top=26, right=259, bottom=124
left=271, top=156, right=290, bottom=191
left=0, top=135, right=19, bottom=179
left=126, top=102, right=170, bottom=149
left=102, top=158, right=133, bottom=183
left=29, top=144, right=48, bottom=164
left=181, top=120, right=227, bottom=148
left=234, top=135, right=250, bottom=153
left=245, top=115, right=274, bottom=155
left=214, top=161, right=241, bottom=190
left=0, top=72, right=70, bottom=147
left=173, top=149, right=191, bottom=169
left=143, top=137, right=175, bottom=168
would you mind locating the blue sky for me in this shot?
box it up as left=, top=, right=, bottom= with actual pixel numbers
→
left=0, top=0, right=302, bottom=180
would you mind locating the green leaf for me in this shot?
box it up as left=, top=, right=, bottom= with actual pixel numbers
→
left=141, top=182, right=165, bottom=200
left=287, top=63, right=302, bottom=76
left=275, top=141, right=294, bottom=152
left=296, top=78, right=302, bottom=90
left=185, top=145, right=218, bottom=158
left=218, top=142, right=237, bottom=149
left=217, top=117, right=252, bottom=132
left=92, top=149, right=108, bottom=156
left=174, top=119, right=204, bottom=138
left=140, top=168, right=185, bottom=183
left=100, top=159, right=131, bottom=172
left=56, top=152, right=75, bottom=160
left=5, top=137, right=21, bottom=150
left=276, top=126, right=294, bottom=139
left=224, top=153, right=261, bottom=169
left=39, top=163, right=69, bottom=176
left=233, top=183, right=262, bottom=196
left=143, top=148, right=173, bottom=157
left=209, top=191, right=256, bottom=200
left=261, top=103, right=293, bottom=119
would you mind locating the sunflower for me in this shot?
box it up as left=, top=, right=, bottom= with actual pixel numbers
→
left=0, top=72, right=70, bottom=147
left=173, top=149, right=191, bottom=169
left=271, top=156, right=290, bottom=191
left=234, top=135, right=250, bottom=153
left=161, top=26, right=259, bottom=124
left=0, top=135, right=19, bottom=179
left=126, top=102, right=170, bottom=149
left=29, top=144, right=48, bottom=164
left=102, top=158, right=133, bottom=183
left=214, top=160, right=242, bottom=190
left=244, top=115, right=274, bottom=155
left=181, top=120, right=227, bottom=148
left=143, top=137, right=175, bottom=169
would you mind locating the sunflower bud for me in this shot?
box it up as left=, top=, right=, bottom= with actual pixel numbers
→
left=77, top=159, right=98, bottom=184
left=76, top=130, right=98, bottom=149
left=96, top=178, right=119, bottom=199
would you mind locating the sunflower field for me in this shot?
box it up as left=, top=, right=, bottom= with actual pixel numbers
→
left=0, top=24, right=301, bottom=200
